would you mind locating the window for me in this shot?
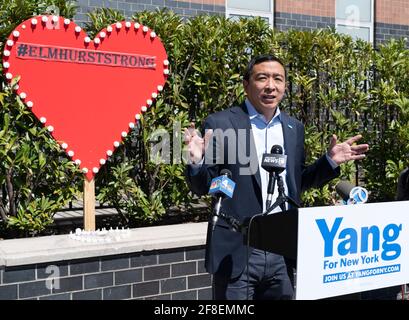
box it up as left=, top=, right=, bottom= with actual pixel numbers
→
left=335, top=0, right=374, bottom=43
left=226, top=0, right=274, bottom=26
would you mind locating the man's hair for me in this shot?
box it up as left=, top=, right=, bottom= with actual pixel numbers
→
left=243, top=54, right=286, bottom=81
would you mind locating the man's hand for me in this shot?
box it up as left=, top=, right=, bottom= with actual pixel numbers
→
left=183, top=122, right=213, bottom=164
left=328, top=134, right=369, bottom=165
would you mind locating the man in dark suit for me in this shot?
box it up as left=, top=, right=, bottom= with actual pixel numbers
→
left=184, top=54, right=369, bottom=300
left=397, top=167, right=409, bottom=201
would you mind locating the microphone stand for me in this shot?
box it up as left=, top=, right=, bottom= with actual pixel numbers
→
left=209, top=195, right=223, bottom=300
left=264, top=175, right=300, bottom=215
left=265, top=172, right=277, bottom=210
left=262, top=174, right=300, bottom=293
left=212, top=197, right=223, bottom=232
left=218, top=211, right=242, bottom=232
left=212, top=176, right=300, bottom=300
left=218, top=175, right=300, bottom=231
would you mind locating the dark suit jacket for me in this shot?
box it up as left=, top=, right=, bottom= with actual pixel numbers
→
left=397, top=167, right=409, bottom=201
left=186, top=103, right=340, bottom=278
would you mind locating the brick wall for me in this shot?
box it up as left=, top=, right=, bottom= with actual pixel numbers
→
left=274, top=0, right=408, bottom=47
left=374, top=0, right=409, bottom=47
left=375, top=22, right=409, bottom=46
left=274, top=12, right=335, bottom=32
left=0, top=246, right=211, bottom=300
left=73, top=0, right=408, bottom=47
left=274, top=0, right=335, bottom=32
left=376, top=0, right=409, bottom=26
left=275, top=0, right=335, bottom=18
left=74, top=0, right=225, bottom=24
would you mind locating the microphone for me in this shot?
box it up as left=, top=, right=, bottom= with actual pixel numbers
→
left=208, top=169, right=235, bottom=231
left=335, top=180, right=369, bottom=205
left=261, top=145, right=287, bottom=210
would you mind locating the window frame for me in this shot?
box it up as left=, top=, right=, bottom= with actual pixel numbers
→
left=335, top=0, right=374, bottom=43
left=225, top=1, right=274, bottom=27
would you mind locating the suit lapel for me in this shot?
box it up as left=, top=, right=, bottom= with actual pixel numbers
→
left=230, top=103, right=262, bottom=192
left=280, top=112, right=292, bottom=157
left=280, top=111, right=296, bottom=195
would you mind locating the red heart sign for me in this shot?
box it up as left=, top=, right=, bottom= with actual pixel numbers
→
left=2, top=16, right=169, bottom=180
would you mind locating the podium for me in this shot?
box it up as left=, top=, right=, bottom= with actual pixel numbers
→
left=243, top=209, right=299, bottom=260
left=242, top=201, right=409, bottom=299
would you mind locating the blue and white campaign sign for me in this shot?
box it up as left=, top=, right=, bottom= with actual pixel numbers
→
left=295, top=200, right=409, bottom=300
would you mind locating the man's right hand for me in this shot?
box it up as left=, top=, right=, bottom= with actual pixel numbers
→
left=183, top=122, right=213, bottom=164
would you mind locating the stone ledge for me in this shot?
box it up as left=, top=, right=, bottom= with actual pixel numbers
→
left=0, top=222, right=208, bottom=267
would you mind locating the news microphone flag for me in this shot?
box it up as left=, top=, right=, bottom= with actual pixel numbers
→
left=347, top=186, right=369, bottom=204
left=209, top=175, right=235, bottom=199
left=335, top=180, right=369, bottom=205
left=261, top=152, right=287, bottom=173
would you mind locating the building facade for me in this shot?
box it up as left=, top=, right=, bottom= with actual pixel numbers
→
left=74, top=0, right=409, bottom=47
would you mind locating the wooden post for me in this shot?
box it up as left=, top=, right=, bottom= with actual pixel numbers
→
left=83, top=177, right=95, bottom=231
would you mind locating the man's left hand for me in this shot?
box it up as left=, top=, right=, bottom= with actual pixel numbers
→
left=328, top=134, right=369, bottom=165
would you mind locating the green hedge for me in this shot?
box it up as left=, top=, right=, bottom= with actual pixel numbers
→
left=1, top=2, right=408, bottom=235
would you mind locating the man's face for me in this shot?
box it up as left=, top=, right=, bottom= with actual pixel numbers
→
left=243, top=61, right=286, bottom=117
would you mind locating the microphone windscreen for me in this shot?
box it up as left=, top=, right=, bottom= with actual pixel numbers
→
left=220, top=169, right=232, bottom=178
left=208, top=173, right=235, bottom=198
left=271, top=145, right=283, bottom=154
left=335, top=180, right=354, bottom=201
